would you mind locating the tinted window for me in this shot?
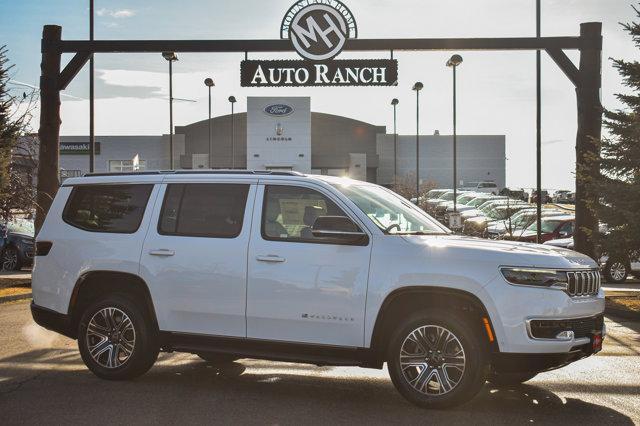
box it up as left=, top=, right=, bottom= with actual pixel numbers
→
left=159, top=184, right=249, bottom=238
left=63, top=184, right=153, bottom=233
left=262, top=185, right=354, bottom=243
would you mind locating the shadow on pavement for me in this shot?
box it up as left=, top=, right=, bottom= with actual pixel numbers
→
left=0, top=350, right=634, bottom=425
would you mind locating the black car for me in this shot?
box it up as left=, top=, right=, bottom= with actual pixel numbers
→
left=1, top=219, right=35, bottom=271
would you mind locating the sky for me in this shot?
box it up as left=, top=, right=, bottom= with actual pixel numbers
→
left=1, top=0, right=638, bottom=190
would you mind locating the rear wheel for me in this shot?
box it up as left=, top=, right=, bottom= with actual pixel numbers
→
left=487, top=371, right=537, bottom=387
left=197, top=353, right=239, bottom=364
left=387, top=309, right=489, bottom=409
left=604, top=258, right=628, bottom=284
left=78, top=295, right=159, bottom=380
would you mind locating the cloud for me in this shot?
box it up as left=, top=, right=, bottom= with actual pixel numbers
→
left=96, top=8, right=136, bottom=18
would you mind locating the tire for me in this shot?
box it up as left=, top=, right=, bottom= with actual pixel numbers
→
left=197, top=353, right=239, bottom=364
left=487, top=371, right=537, bottom=387
left=604, top=258, right=628, bottom=284
left=78, top=294, right=159, bottom=380
left=387, top=309, right=489, bottom=409
left=1, top=246, right=21, bottom=271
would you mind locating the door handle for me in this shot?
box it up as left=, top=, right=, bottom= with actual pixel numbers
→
left=149, top=249, right=175, bottom=257
left=256, top=255, right=286, bottom=263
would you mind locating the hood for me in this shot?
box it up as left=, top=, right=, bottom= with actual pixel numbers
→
left=400, top=234, right=597, bottom=269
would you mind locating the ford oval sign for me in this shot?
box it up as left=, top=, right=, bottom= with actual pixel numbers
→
left=264, top=104, right=294, bottom=117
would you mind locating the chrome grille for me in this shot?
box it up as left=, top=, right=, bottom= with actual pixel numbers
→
left=566, top=270, right=601, bottom=297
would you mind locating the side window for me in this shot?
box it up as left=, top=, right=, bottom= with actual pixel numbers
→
left=559, top=221, right=574, bottom=236
left=63, top=184, right=153, bottom=233
left=262, top=185, right=357, bottom=243
left=159, top=183, right=249, bottom=238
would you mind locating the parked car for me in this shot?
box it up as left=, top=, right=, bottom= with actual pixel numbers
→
left=486, top=209, right=566, bottom=239
left=424, top=190, right=456, bottom=214
left=463, top=181, right=499, bottom=195
left=552, top=190, right=575, bottom=204
left=529, top=190, right=550, bottom=204
left=544, top=239, right=640, bottom=284
left=462, top=204, right=531, bottom=237
left=499, top=187, right=527, bottom=202
left=504, top=215, right=575, bottom=243
left=32, top=171, right=605, bottom=409
left=433, top=192, right=475, bottom=222
left=1, top=218, right=35, bottom=271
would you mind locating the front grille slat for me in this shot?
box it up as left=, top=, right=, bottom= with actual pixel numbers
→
left=565, top=270, right=599, bottom=297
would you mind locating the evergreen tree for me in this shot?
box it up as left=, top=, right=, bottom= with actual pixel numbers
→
left=0, top=45, right=36, bottom=220
left=598, top=7, right=640, bottom=258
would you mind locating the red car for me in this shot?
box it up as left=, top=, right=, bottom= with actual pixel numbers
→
left=503, top=215, right=575, bottom=243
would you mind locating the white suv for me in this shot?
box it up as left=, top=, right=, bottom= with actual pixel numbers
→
left=31, top=171, right=605, bottom=408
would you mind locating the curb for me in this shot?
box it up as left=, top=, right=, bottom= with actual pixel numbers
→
left=0, top=293, right=32, bottom=304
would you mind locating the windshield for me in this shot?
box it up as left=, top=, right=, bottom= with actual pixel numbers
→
left=527, top=219, right=563, bottom=233
left=6, top=219, right=35, bottom=236
left=468, top=197, right=491, bottom=207
left=438, top=192, right=455, bottom=201
left=457, top=194, right=475, bottom=204
left=334, top=184, right=448, bottom=235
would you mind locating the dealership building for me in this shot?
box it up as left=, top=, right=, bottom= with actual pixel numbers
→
left=58, top=96, right=505, bottom=188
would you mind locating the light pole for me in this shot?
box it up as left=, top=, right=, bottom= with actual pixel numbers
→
left=391, top=98, right=399, bottom=187
left=162, top=51, right=178, bottom=169
left=412, top=82, right=423, bottom=201
left=446, top=54, right=463, bottom=212
left=89, top=0, right=94, bottom=172
left=229, top=96, right=237, bottom=169
left=204, top=78, right=215, bottom=169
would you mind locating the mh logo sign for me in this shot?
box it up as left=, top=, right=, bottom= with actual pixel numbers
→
left=281, top=0, right=358, bottom=61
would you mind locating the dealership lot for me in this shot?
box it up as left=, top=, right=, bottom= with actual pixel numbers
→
left=1, top=299, right=638, bottom=425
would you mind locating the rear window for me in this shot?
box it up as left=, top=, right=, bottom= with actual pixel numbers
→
left=63, top=184, right=153, bottom=233
left=159, top=183, right=249, bottom=238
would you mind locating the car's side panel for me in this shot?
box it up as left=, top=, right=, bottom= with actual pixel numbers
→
left=32, top=184, right=162, bottom=314
left=139, top=182, right=257, bottom=337
left=246, top=181, right=373, bottom=347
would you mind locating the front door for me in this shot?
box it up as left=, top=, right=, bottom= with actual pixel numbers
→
left=140, top=181, right=256, bottom=337
left=247, top=183, right=372, bottom=347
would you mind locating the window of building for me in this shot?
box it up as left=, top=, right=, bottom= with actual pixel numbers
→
left=262, top=185, right=357, bottom=243
left=109, top=160, right=147, bottom=172
left=63, top=184, right=153, bottom=233
left=159, top=184, right=249, bottom=238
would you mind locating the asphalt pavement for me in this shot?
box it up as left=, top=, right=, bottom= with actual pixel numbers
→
left=1, top=299, right=639, bottom=425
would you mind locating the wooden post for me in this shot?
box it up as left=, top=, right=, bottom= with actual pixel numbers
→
left=35, top=25, right=62, bottom=233
left=574, top=22, right=602, bottom=258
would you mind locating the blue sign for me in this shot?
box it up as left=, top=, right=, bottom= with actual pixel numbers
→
left=264, top=104, right=294, bottom=116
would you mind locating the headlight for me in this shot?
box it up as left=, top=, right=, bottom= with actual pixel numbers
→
left=500, top=267, right=568, bottom=290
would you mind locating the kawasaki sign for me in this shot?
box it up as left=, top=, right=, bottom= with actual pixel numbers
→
left=241, top=0, right=398, bottom=87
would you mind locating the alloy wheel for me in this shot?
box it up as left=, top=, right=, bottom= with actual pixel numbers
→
left=399, top=325, right=466, bottom=395
left=86, top=307, right=136, bottom=369
left=1, top=248, right=18, bottom=271
left=610, top=262, right=627, bottom=282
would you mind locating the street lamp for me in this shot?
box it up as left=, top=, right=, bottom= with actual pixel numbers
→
left=412, top=82, right=423, bottom=201
left=204, top=77, right=215, bottom=169
left=446, top=54, right=463, bottom=212
left=391, top=98, right=399, bottom=187
left=162, top=51, right=178, bottom=169
left=228, top=96, right=237, bottom=169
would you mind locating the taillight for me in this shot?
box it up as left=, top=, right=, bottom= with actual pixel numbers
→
left=35, top=241, right=53, bottom=256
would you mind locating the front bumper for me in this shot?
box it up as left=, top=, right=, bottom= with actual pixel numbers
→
left=31, top=302, right=75, bottom=339
left=491, top=341, right=598, bottom=374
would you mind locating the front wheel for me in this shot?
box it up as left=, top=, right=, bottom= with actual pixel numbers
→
left=604, top=259, right=628, bottom=284
left=387, top=309, right=489, bottom=409
left=78, top=295, right=159, bottom=380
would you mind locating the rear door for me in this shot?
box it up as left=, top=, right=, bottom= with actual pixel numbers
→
left=140, top=178, right=257, bottom=337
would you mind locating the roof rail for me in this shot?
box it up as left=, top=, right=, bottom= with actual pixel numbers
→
left=84, top=170, right=305, bottom=178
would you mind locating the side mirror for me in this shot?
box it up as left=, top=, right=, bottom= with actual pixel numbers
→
left=311, top=216, right=367, bottom=244
left=558, top=231, right=571, bottom=238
